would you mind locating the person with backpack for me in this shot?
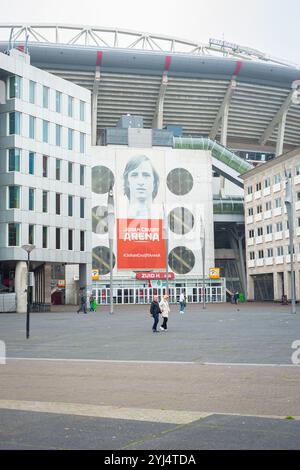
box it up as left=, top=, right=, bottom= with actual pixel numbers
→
left=77, top=291, right=87, bottom=314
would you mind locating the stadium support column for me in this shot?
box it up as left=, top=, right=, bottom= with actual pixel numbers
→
left=209, top=78, right=237, bottom=198
left=276, top=112, right=287, bottom=157
left=91, top=51, right=102, bottom=145
left=229, top=226, right=247, bottom=300
left=152, top=56, right=171, bottom=129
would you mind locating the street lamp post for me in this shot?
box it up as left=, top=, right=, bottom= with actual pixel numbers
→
left=107, top=186, right=115, bottom=315
left=21, top=244, right=35, bottom=339
left=285, top=177, right=296, bottom=314
left=200, top=216, right=206, bottom=310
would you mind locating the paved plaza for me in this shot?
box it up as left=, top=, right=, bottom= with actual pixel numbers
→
left=0, top=302, right=300, bottom=450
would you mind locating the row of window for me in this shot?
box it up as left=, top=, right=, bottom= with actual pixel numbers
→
left=8, top=149, right=85, bottom=183
left=7, top=223, right=85, bottom=251
left=247, top=168, right=300, bottom=195
left=7, top=186, right=86, bottom=217
left=249, top=245, right=297, bottom=260
left=8, top=112, right=86, bottom=151
left=247, top=194, right=300, bottom=216
left=9, top=75, right=86, bottom=120
left=248, top=218, right=300, bottom=238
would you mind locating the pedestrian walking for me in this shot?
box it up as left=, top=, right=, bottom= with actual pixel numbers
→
left=159, top=294, right=170, bottom=331
left=89, top=294, right=97, bottom=312
left=179, top=291, right=186, bottom=314
left=77, top=291, right=87, bottom=314
left=150, top=295, right=161, bottom=332
left=234, top=291, right=239, bottom=305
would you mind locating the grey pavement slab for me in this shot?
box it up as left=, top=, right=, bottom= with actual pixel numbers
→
left=0, top=303, right=300, bottom=364
left=0, top=409, right=300, bottom=450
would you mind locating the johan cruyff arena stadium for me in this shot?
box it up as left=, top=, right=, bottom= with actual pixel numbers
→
left=1, top=24, right=300, bottom=309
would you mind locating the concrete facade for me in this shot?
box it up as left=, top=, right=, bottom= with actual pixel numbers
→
left=241, top=148, right=300, bottom=301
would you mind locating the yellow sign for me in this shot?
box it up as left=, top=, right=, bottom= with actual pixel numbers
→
left=209, top=268, right=220, bottom=279
left=92, top=269, right=99, bottom=281
left=57, top=279, right=65, bottom=287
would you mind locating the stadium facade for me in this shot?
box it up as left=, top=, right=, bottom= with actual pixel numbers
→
left=0, top=24, right=300, bottom=309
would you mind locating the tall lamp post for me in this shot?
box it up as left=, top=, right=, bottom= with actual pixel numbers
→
left=107, top=186, right=115, bottom=315
left=200, top=216, right=206, bottom=310
left=285, top=177, right=296, bottom=314
left=163, top=204, right=169, bottom=296
left=21, top=244, right=35, bottom=339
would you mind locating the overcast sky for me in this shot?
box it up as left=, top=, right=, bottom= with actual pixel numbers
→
left=1, top=0, right=299, bottom=65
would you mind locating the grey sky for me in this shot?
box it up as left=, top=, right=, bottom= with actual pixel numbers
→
left=1, top=0, right=299, bottom=65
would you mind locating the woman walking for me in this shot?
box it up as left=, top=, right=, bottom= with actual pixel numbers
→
left=159, top=294, right=170, bottom=331
left=179, top=291, right=186, bottom=314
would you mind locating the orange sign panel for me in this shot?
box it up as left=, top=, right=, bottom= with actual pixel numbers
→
left=209, top=268, right=220, bottom=279
left=117, top=218, right=166, bottom=270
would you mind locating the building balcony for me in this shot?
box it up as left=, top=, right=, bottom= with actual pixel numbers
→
left=255, top=236, right=263, bottom=244
left=263, top=187, right=271, bottom=197
left=264, top=210, right=272, bottom=220
left=273, top=207, right=282, bottom=217
left=255, top=213, right=263, bottom=222
left=273, top=183, right=281, bottom=193
left=275, top=231, right=283, bottom=241
left=247, top=238, right=254, bottom=246
left=296, top=227, right=300, bottom=236
left=247, top=260, right=255, bottom=268
left=294, top=175, right=300, bottom=185
left=254, top=191, right=262, bottom=200
left=295, top=201, right=300, bottom=211
left=256, top=259, right=264, bottom=267
left=246, top=215, right=254, bottom=224
left=245, top=194, right=253, bottom=203
left=285, top=230, right=290, bottom=239
left=265, top=233, right=273, bottom=243
left=265, top=257, right=274, bottom=266
left=275, top=256, right=284, bottom=264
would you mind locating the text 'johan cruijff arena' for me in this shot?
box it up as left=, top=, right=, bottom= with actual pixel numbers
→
left=0, top=24, right=300, bottom=307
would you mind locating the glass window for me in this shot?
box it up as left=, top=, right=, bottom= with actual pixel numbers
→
left=56, top=228, right=61, bottom=249
left=68, top=195, right=73, bottom=217
left=8, top=223, right=20, bottom=246
left=276, top=222, right=283, bottom=232
left=68, top=162, right=73, bottom=183
left=274, top=174, right=281, bottom=184
left=42, top=191, right=48, bottom=213
left=29, top=80, right=35, bottom=104
left=80, top=165, right=85, bottom=186
left=28, top=224, right=34, bottom=244
left=167, top=168, right=193, bottom=196
left=256, top=182, right=262, bottom=191
left=297, top=192, right=300, bottom=201
left=8, top=186, right=20, bottom=209
left=56, top=193, right=61, bottom=215
left=92, top=246, right=116, bottom=275
left=265, top=201, right=272, bottom=211
left=248, top=208, right=253, bottom=216
left=55, top=124, right=61, bottom=146
left=9, top=112, right=21, bottom=135
left=29, top=188, right=34, bottom=211
left=42, top=226, right=48, bottom=248
left=43, top=86, right=49, bottom=108
left=56, top=91, right=61, bottom=113
left=8, top=148, right=20, bottom=172
left=29, top=115, right=35, bottom=139
left=80, top=100, right=85, bottom=121
left=264, top=177, right=270, bottom=188
left=68, top=229, right=73, bottom=251
left=275, top=198, right=281, bottom=208
left=257, top=205, right=262, bottom=214
left=249, top=229, right=254, bottom=238
left=247, top=186, right=253, bottom=195
left=56, top=159, right=61, bottom=180
left=249, top=252, right=255, bottom=260
left=43, top=155, right=48, bottom=177
left=68, top=96, right=73, bottom=117
left=258, top=250, right=264, bottom=259
left=92, top=166, right=115, bottom=193
left=9, top=75, right=21, bottom=99
left=80, top=198, right=85, bottom=218
left=43, top=120, right=49, bottom=143
left=277, top=246, right=283, bottom=257
left=80, top=231, right=85, bottom=251
left=285, top=168, right=292, bottom=179
left=80, top=132, right=85, bottom=153
left=257, top=227, right=263, bottom=236
left=266, top=224, right=273, bottom=234
left=168, top=246, right=195, bottom=274
left=29, top=152, right=35, bottom=175
left=68, top=129, right=73, bottom=150
left=267, top=248, right=273, bottom=258
left=296, top=165, right=300, bottom=176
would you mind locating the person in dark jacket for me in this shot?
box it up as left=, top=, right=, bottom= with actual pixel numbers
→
left=150, top=295, right=161, bottom=332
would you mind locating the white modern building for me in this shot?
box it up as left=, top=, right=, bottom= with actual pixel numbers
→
left=0, top=48, right=92, bottom=312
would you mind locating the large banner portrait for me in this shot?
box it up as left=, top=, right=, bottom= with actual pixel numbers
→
left=116, top=150, right=166, bottom=269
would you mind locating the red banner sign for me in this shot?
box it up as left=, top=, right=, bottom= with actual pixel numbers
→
left=136, top=272, right=175, bottom=280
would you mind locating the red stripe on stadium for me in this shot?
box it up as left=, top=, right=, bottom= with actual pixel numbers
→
left=165, top=56, right=171, bottom=71
left=96, top=51, right=103, bottom=66
left=233, top=60, right=242, bottom=76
